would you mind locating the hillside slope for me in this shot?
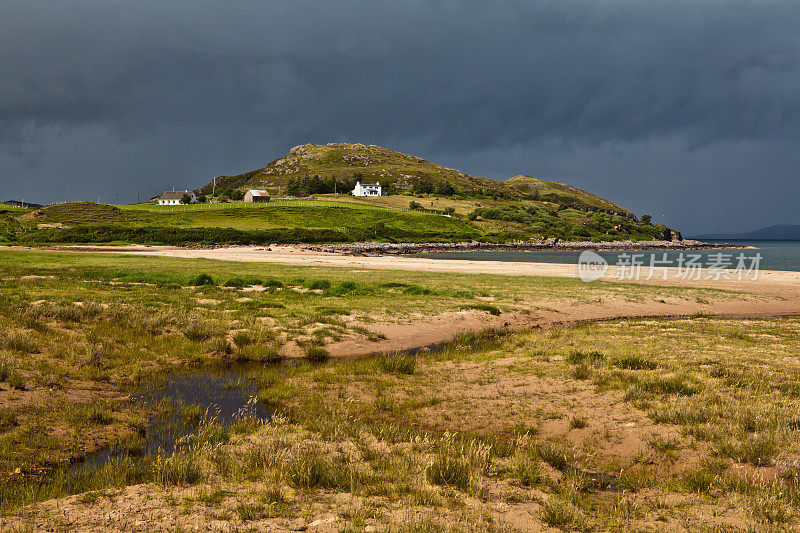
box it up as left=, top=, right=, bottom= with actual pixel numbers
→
left=196, top=143, right=635, bottom=219
left=198, top=143, right=513, bottom=199
left=505, top=175, right=632, bottom=216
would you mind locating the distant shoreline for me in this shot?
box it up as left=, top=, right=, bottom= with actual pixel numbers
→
left=301, top=239, right=750, bottom=256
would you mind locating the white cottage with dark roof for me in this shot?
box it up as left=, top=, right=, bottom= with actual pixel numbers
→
left=156, top=190, right=196, bottom=205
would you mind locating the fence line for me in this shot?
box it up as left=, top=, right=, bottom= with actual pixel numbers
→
left=122, top=199, right=400, bottom=214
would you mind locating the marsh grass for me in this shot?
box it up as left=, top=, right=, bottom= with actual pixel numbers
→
left=236, top=343, right=283, bottom=363
left=153, top=452, right=204, bottom=486
left=378, top=354, right=417, bottom=375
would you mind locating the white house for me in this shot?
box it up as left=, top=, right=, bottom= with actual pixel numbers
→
left=352, top=181, right=382, bottom=197
left=244, top=190, right=271, bottom=203
left=156, top=190, right=196, bottom=205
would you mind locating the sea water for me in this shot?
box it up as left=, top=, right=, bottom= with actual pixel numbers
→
left=413, top=241, right=800, bottom=272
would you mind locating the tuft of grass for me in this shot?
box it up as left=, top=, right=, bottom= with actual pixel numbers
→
left=5, top=332, right=39, bottom=354
left=306, top=279, right=331, bottom=291
left=314, top=306, right=349, bottom=316
left=236, top=343, right=283, bottom=363
left=183, top=317, right=213, bottom=341
left=378, top=354, right=416, bottom=375
left=535, top=441, right=571, bottom=471
left=541, top=501, right=585, bottom=530
left=511, top=453, right=543, bottom=487
left=747, top=494, right=793, bottom=525
left=153, top=452, right=204, bottom=487
left=403, top=284, right=435, bottom=296
left=333, top=280, right=363, bottom=294
left=711, top=433, right=780, bottom=466
left=182, top=404, right=202, bottom=424
left=570, top=364, right=591, bottom=380
left=235, top=502, right=269, bottom=521
left=285, top=450, right=342, bottom=490
left=305, top=346, right=329, bottom=363
left=426, top=437, right=491, bottom=495
left=232, top=331, right=253, bottom=348
left=570, top=417, right=589, bottom=429
left=625, top=375, right=697, bottom=400
left=189, top=273, right=215, bottom=286
left=682, top=459, right=726, bottom=493
left=0, top=358, right=12, bottom=382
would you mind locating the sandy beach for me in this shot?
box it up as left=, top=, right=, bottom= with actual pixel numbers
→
left=46, top=243, right=800, bottom=290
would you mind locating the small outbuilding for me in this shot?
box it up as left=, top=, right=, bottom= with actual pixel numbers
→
left=352, top=182, right=382, bottom=197
left=156, top=190, right=196, bottom=205
left=244, top=190, right=271, bottom=203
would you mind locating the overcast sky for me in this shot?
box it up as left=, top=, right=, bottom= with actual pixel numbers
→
left=2, top=1, right=798, bottom=234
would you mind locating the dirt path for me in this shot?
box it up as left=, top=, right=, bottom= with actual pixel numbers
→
left=324, top=294, right=800, bottom=357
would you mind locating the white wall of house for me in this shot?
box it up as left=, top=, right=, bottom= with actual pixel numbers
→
left=352, top=182, right=382, bottom=197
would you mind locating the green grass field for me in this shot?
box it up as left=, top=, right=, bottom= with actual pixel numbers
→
left=6, top=195, right=667, bottom=246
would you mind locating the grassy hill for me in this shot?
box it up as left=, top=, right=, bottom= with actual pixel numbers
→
left=198, top=143, right=641, bottom=217
left=198, top=143, right=515, bottom=199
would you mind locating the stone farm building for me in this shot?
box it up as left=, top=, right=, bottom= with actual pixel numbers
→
left=352, top=182, right=382, bottom=197
left=244, top=190, right=271, bottom=203
left=155, top=190, right=196, bottom=205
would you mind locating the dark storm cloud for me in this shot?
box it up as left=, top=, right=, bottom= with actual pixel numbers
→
left=1, top=0, right=799, bottom=232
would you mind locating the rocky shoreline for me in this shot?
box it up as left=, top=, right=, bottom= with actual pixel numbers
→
left=301, top=239, right=749, bottom=255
